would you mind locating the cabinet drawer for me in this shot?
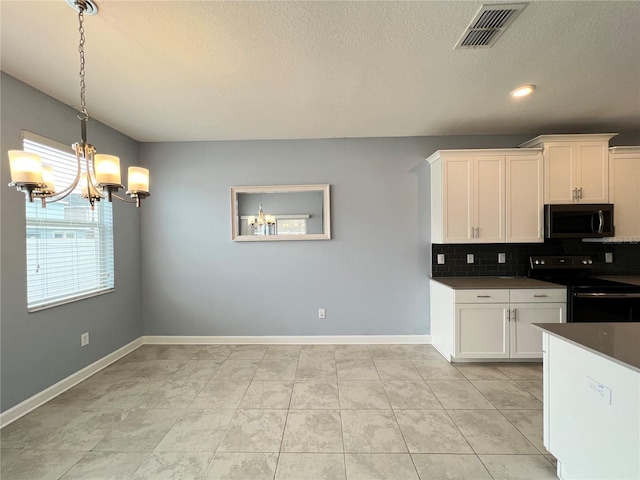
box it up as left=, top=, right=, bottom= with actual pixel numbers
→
left=510, top=288, right=567, bottom=303
left=454, top=289, right=509, bottom=303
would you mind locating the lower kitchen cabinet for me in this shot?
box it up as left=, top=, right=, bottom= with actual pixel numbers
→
left=431, top=280, right=566, bottom=362
left=509, top=303, right=566, bottom=358
left=456, top=303, right=509, bottom=358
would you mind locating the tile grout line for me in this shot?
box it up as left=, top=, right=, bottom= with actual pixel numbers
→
left=336, top=347, right=349, bottom=480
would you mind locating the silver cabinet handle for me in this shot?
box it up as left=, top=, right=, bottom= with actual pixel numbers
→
left=579, top=187, right=583, bottom=200
left=470, top=227, right=474, bottom=238
left=533, top=294, right=548, bottom=297
left=506, top=308, right=510, bottom=322
left=572, top=188, right=577, bottom=201
left=477, top=295, right=491, bottom=298
left=512, top=308, right=517, bottom=322
left=475, top=227, right=479, bottom=238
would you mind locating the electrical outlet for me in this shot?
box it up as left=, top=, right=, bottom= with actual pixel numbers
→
left=605, top=252, right=613, bottom=263
left=437, top=254, right=445, bottom=265
left=466, top=254, right=474, bottom=264
left=81, top=332, right=89, bottom=347
left=586, top=376, right=612, bottom=404
left=498, top=253, right=506, bottom=264
left=318, top=308, right=326, bottom=319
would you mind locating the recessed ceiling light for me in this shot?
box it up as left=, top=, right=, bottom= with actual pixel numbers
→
left=510, top=84, right=536, bottom=98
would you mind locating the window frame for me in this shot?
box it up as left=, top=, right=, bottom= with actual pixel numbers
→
left=21, top=131, right=115, bottom=312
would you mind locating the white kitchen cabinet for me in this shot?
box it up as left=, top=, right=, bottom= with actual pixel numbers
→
left=428, top=149, right=543, bottom=244
left=609, top=146, right=640, bottom=240
left=519, top=134, right=616, bottom=204
left=474, top=156, right=506, bottom=243
left=456, top=303, right=510, bottom=358
left=509, top=303, right=565, bottom=358
left=506, top=154, right=544, bottom=242
left=430, top=280, right=566, bottom=361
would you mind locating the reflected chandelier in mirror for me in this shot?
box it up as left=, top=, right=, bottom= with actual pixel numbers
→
left=230, top=184, right=331, bottom=241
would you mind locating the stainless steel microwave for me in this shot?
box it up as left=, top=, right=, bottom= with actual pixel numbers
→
left=545, top=204, right=614, bottom=238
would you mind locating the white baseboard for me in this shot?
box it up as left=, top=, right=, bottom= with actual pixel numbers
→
left=142, top=335, right=431, bottom=345
left=0, top=337, right=142, bottom=429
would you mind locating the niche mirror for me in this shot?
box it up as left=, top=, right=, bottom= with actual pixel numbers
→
left=231, top=184, right=331, bottom=241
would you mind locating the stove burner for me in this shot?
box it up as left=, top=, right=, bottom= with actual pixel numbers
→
left=528, top=255, right=640, bottom=322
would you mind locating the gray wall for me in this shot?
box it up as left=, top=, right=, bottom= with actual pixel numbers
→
left=139, top=134, right=550, bottom=337
left=140, top=132, right=640, bottom=337
left=0, top=73, right=144, bottom=412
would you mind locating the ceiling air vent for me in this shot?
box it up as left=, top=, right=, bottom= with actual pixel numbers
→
left=454, top=3, right=527, bottom=49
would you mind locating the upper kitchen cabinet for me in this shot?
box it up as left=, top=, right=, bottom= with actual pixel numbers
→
left=609, top=146, right=640, bottom=239
left=427, top=149, right=543, bottom=244
left=519, top=134, right=617, bottom=204
left=506, top=154, right=544, bottom=243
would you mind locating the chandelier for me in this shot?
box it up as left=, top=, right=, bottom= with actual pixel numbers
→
left=7, top=0, right=150, bottom=208
left=247, top=201, right=276, bottom=235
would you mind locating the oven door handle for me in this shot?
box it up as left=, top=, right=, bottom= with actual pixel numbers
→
left=574, top=292, right=640, bottom=299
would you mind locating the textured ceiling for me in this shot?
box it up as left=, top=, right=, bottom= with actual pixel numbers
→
left=1, top=1, right=639, bottom=142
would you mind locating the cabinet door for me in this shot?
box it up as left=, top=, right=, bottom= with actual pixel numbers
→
left=610, top=151, right=640, bottom=237
left=474, top=156, right=505, bottom=243
left=443, top=157, right=474, bottom=243
left=455, top=304, right=509, bottom=359
left=506, top=154, right=543, bottom=243
left=509, top=303, right=565, bottom=359
left=544, top=144, right=575, bottom=204
left=577, top=143, right=609, bottom=203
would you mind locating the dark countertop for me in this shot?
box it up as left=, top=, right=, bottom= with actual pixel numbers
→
left=430, top=277, right=564, bottom=289
left=596, top=276, right=640, bottom=287
left=533, top=323, right=640, bottom=373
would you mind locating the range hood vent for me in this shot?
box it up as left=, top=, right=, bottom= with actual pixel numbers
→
left=455, top=3, right=527, bottom=49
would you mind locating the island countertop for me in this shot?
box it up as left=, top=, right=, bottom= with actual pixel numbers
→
left=533, top=322, right=640, bottom=373
left=430, top=276, right=564, bottom=289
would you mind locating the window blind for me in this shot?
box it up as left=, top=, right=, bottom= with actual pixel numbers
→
left=23, top=133, right=114, bottom=311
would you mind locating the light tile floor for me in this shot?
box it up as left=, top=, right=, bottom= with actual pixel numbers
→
left=0, top=344, right=558, bottom=479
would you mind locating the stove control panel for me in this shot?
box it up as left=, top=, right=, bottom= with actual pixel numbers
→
left=529, top=256, right=593, bottom=270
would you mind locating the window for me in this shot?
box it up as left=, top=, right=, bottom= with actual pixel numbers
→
left=276, top=218, right=307, bottom=235
left=22, top=132, right=114, bottom=311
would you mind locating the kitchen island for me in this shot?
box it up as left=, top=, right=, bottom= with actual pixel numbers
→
left=534, top=322, right=640, bottom=480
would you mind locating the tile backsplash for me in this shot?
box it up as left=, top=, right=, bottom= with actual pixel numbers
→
left=431, top=239, right=640, bottom=277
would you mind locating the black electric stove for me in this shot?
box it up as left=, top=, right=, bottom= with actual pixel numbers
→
left=529, top=255, right=640, bottom=322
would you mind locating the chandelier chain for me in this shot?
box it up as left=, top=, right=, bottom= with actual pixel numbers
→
left=77, top=5, right=89, bottom=121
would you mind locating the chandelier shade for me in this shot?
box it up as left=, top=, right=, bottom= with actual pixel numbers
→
left=8, top=150, right=43, bottom=185
left=127, top=167, right=150, bottom=194
left=81, top=172, right=101, bottom=199
left=94, top=154, right=122, bottom=186
left=41, top=166, right=56, bottom=194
